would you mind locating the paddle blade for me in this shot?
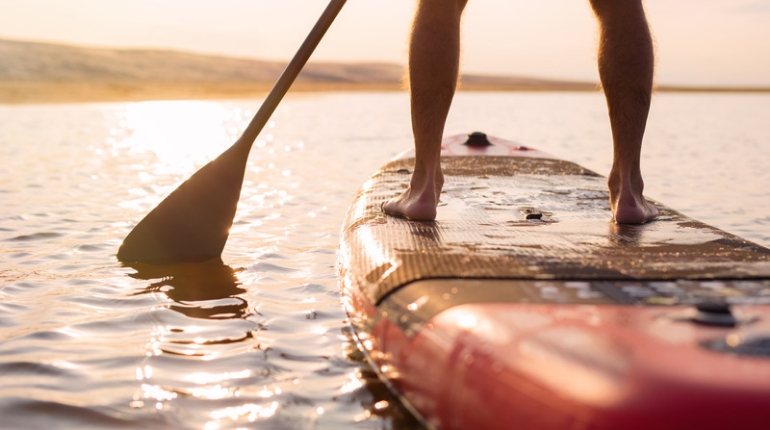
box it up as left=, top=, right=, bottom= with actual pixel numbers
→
left=117, top=141, right=249, bottom=264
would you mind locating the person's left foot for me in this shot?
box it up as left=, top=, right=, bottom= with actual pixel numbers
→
left=608, top=172, right=659, bottom=224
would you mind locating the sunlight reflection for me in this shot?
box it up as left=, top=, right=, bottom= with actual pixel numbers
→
left=310, top=326, right=327, bottom=335
left=186, top=385, right=233, bottom=400
left=340, top=370, right=364, bottom=394
left=135, top=365, right=153, bottom=380
left=457, top=313, right=479, bottom=329
left=354, top=410, right=372, bottom=422
left=57, top=326, right=87, bottom=339
left=207, top=402, right=279, bottom=428
left=353, top=226, right=399, bottom=284
left=118, top=101, right=237, bottom=176
left=146, top=324, right=172, bottom=356
left=141, top=383, right=178, bottom=402
left=51, top=360, right=78, bottom=370
left=184, top=370, right=251, bottom=385
left=258, top=386, right=279, bottom=398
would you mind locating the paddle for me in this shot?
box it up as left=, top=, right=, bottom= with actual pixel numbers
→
left=117, top=0, right=347, bottom=264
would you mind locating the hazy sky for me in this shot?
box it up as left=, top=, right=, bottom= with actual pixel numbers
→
left=1, top=0, right=769, bottom=86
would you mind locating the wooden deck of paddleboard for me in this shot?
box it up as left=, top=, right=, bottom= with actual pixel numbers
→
left=339, top=134, right=770, bottom=430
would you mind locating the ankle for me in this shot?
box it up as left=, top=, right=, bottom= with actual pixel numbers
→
left=608, top=166, right=644, bottom=197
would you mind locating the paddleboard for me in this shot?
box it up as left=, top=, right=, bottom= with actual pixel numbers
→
left=339, top=132, right=770, bottom=430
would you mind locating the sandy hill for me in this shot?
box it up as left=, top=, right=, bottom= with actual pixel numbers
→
left=0, top=38, right=406, bottom=84
left=0, top=38, right=598, bottom=103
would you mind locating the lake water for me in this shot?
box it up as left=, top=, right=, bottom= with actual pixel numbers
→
left=1, top=92, right=769, bottom=429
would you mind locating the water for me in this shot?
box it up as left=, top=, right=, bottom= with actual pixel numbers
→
left=0, top=92, right=768, bottom=429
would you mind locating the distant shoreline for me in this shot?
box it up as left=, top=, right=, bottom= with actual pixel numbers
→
left=2, top=38, right=768, bottom=104
left=2, top=81, right=769, bottom=104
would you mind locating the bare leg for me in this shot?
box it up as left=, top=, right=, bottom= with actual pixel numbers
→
left=591, top=0, right=659, bottom=224
left=381, top=0, right=467, bottom=221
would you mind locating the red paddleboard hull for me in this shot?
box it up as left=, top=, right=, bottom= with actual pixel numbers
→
left=340, top=133, right=770, bottom=429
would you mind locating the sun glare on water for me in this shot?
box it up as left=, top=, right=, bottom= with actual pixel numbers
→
left=119, top=100, right=247, bottom=177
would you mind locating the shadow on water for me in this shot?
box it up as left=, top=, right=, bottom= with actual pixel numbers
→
left=125, top=258, right=248, bottom=320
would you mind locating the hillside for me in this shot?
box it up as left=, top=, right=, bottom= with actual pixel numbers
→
left=28, top=38, right=770, bottom=103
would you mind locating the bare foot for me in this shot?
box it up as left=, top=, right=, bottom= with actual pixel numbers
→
left=608, top=172, right=659, bottom=224
left=382, top=168, right=444, bottom=221
left=612, top=195, right=659, bottom=224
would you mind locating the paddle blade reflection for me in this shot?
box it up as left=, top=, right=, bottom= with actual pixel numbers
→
left=128, top=258, right=247, bottom=320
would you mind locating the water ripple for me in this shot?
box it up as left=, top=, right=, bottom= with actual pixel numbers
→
left=4, top=232, right=65, bottom=242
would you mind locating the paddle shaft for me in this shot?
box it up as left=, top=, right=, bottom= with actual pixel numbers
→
left=240, top=0, right=347, bottom=146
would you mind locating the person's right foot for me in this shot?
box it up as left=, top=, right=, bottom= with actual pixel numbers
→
left=612, top=195, right=659, bottom=224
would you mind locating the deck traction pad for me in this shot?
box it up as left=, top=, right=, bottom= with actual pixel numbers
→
left=340, top=156, right=770, bottom=304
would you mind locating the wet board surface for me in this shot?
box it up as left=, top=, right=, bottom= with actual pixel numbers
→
left=339, top=133, right=770, bottom=430
left=342, top=134, right=770, bottom=304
